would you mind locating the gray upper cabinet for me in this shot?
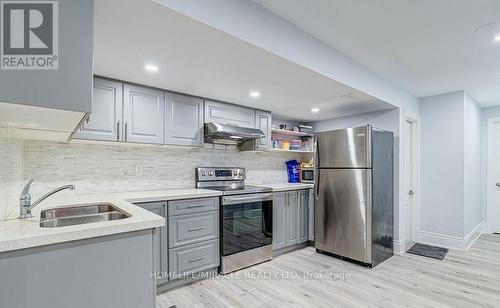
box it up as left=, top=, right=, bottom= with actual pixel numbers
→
left=298, top=190, right=309, bottom=243
left=204, top=100, right=255, bottom=128
left=286, top=191, right=299, bottom=246
left=255, top=110, right=272, bottom=151
left=272, top=192, right=287, bottom=250
left=74, top=78, right=123, bottom=142
left=165, top=93, right=203, bottom=146
left=123, top=84, right=165, bottom=144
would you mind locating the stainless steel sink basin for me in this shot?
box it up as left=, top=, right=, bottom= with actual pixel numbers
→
left=39, top=203, right=130, bottom=228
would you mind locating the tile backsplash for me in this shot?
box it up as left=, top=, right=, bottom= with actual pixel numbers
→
left=23, top=140, right=305, bottom=199
left=0, top=126, right=23, bottom=220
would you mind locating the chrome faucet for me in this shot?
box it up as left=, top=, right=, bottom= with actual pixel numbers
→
left=20, top=179, right=75, bottom=219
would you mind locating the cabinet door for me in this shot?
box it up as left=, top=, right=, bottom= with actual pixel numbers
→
left=165, top=93, right=203, bottom=146
left=308, top=189, right=314, bottom=241
left=136, top=202, right=167, bottom=284
left=204, top=100, right=255, bottom=128
left=74, top=78, right=123, bottom=141
left=123, top=84, right=165, bottom=144
left=286, top=191, right=299, bottom=246
left=272, top=192, right=287, bottom=250
left=255, top=110, right=272, bottom=151
left=298, top=190, right=309, bottom=243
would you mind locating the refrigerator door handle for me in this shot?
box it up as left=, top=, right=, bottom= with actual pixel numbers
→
left=314, top=138, right=320, bottom=168
left=315, top=170, right=320, bottom=199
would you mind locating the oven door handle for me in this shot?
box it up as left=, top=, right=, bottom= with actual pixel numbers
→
left=222, top=193, right=273, bottom=205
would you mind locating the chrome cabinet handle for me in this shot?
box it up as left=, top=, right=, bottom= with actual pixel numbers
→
left=116, top=121, right=120, bottom=141
left=496, top=183, right=500, bottom=188
left=187, top=204, right=204, bottom=208
left=189, top=256, right=205, bottom=263
left=188, top=226, right=206, bottom=232
left=124, top=122, right=128, bottom=142
left=408, top=190, right=414, bottom=195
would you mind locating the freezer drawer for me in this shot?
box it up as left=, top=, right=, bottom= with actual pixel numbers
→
left=315, top=168, right=371, bottom=263
left=315, top=126, right=371, bottom=168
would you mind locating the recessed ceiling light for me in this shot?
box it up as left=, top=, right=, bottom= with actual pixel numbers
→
left=249, top=90, right=260, bottom=98
left=311, top=108, right=320, bottom=113
left=494, top=34, right=500, bottom=41
left=144, top=64, right=159, bottom=72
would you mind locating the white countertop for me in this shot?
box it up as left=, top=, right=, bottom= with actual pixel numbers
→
left=0, top=184, right=311, bottom=253
left=0, top=188, right=221, bottom=253
left=258, top=182, right=314, bottom=192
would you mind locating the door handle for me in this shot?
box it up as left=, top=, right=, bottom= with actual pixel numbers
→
left=408, top=190, right=414, bottom=195
left=496, top=183, right=500, bottom=188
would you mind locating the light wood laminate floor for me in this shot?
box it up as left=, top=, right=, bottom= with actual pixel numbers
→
left=157, top=235, right=500, bottom=308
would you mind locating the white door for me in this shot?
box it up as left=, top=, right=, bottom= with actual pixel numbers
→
left=488, top=119, right=500, bottom=233
left=404, top=120, right=416, bottom=248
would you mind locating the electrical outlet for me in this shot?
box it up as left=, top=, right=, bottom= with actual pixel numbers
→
left=135, top=164, right=143, bottom=176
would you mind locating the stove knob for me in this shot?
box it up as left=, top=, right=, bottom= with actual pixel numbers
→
left=208, top=171, right=213, bottom=176
left=201, top=171, right=206, bottom=176
left=233, top=170, right=238, bottom=177
left=238, top=170, right=243, bottom=176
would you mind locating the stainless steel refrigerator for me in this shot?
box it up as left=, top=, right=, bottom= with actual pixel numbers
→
left=314, top=125, right=393, bottom=267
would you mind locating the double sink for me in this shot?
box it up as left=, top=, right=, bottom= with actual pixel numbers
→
left=39, top=203, right=130, bottom=228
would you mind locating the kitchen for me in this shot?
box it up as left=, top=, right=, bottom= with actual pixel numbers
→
left=1, top=0, right=499, bottom=307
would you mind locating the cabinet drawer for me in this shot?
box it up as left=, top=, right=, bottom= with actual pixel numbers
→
left=168, top=197, right=219, bottom=216
left=169, top=240, right=219, bottom=277
left=168, top=211, right=219, bottom=247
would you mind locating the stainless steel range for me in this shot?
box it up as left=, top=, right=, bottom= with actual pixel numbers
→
left=196, top=167, right=273, bottom=274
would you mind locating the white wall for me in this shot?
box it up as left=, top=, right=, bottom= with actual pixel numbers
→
left=310, top=109, right=404, bottom=250
left=420, top=91, right=465, bottom=237
left=464, top=94, right=482, bottom=235
left=154, top=0, right=420, bottom=115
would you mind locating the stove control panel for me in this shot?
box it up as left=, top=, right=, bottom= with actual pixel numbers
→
left=196, top=167, right=245, bottom=181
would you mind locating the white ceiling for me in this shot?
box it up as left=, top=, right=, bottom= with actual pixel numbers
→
left=254, top=0, right=500, bottom=107
left=93, top=0, right=394, bottom=122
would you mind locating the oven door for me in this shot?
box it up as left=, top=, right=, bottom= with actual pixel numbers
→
left=221, top=193, right=273, bottom=257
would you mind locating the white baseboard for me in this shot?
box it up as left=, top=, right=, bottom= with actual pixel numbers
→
left=393, top=239, right=406, bottom=256
left=419, top=222, right=486, bottom=251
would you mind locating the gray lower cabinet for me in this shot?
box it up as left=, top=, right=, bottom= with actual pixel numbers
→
left=165, top=93, right=204, bottom=146
left=298, top=190, right=309, bottom=243
left=123, top=84, right=166, bottom=144
left=204, top=100, right=256, bottom=128
left=167, top=197, right=220, bottom=281
left=0, top=230, right=156, bottom=308
left=286, top=191, right=299, bottom=246
left=272, top=192, right=287, bottom=250
left=273, top=189, right=310, bottom=251
left=168, top=211, right=218, bottom=248
left=136, top=202, right=168, bottom=284
left=308, top=189, right=314, bottom=241
left=74, top=78, right=123, bottom=141
left=137, top=197, right=220, bottom=286
left=169, top=239, right=219, bottom=278
left=255, top=110, right=272, bottom=150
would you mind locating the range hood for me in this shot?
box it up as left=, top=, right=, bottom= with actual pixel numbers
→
left=204, top=122, right=265, bottom=145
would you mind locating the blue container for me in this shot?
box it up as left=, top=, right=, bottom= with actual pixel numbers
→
left=286, top=160, right=300, bottom=183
